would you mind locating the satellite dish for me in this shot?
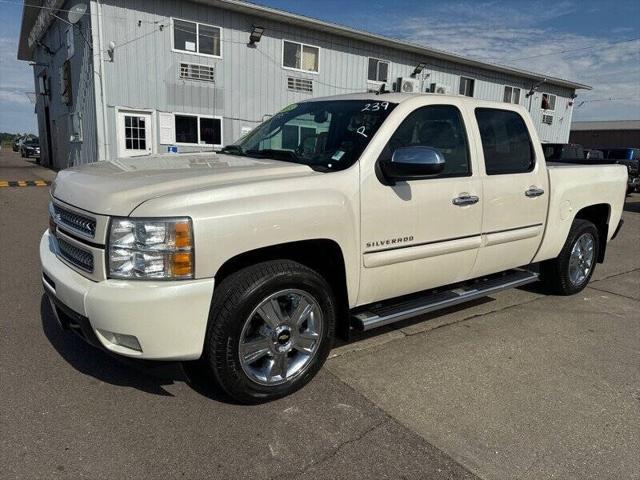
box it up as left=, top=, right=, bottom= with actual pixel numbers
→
left=67, top=3, right=87, bottom=25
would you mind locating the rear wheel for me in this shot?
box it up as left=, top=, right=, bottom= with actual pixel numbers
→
left=540, top=219, right=599, bottom=295
left=201, top=260, right=336, bottom=404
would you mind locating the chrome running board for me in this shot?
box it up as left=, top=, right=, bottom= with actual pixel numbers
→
left=351, top=269, right=539, bottom=331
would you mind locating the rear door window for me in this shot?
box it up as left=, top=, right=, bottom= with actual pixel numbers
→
left=475, top=108, right=535, bottom=175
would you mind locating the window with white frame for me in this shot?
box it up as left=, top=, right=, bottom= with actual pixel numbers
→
left=282, top=40, right=319, bottom=73
left=503, top=86, right=521, bottom=104
left=174, top=114, right=222, bottom=145
left=367, top=58, right=389, bottom=82
left=459, top=77, right=475, bottom=97
left=281, top=125, right=317, bottom=150
left=541, top=93, right=556, bottom=111
left=173, top=19, right=221, bottom=57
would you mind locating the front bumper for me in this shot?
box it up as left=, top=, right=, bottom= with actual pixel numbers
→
left=40, top=230, right=215, bottom=360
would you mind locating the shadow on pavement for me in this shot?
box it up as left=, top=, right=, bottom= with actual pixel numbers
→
left=623, top=196, right=640, bottom=213
left=40, top=294, right=234, bottom=402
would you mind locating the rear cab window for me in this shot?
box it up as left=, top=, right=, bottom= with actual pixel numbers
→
left=475, top=108, right=535, bottom=175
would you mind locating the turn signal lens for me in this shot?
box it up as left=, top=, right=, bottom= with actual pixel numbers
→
left=174, top=221, right=192, bottom=249
left=171, top=252, right=193, bottom=277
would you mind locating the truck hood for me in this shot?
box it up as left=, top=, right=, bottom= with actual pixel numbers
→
left=52, top=153, right=314, bottom=216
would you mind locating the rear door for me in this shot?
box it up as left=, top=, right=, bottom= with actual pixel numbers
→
left=471, top=107, right=549, bottom=277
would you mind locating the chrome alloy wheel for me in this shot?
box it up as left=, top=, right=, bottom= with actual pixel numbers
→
left=568, top=232, right=595, bottom=286
left=239, top=289, right=323, bottom=386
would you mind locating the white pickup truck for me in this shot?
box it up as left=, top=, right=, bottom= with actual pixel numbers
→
left=41, top=93, right=627, bottom=403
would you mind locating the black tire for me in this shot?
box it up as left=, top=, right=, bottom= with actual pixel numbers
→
left=202, top=260, right=336, bottom=404
left=540, top=219, right=599, bottom=295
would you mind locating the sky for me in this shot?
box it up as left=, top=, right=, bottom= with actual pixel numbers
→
left=0, top=0, right=638, bottom=134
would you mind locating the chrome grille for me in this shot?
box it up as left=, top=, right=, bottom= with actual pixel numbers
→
left=54, top=205, right=96, bottom=238
left=57, top=237, right=94, bottom=273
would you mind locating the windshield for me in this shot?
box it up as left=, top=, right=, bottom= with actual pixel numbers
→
left=224, top=100, right=397, bottom=171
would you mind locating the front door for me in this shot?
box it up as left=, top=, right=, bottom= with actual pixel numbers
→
left=471, top=107, right=549, bottom=277
left=358, top=100, right=483, bottom=305
left=117, top=111, right=153, bottom=158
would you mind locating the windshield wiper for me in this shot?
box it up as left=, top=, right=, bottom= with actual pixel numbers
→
left=245, top=149, right=300, bottom=163
left=220, top=145, right=245, bottom=155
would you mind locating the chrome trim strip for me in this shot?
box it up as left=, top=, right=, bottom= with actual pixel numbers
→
left=483, top=224, right=543, bottom=247
left=364, top=224, right=544, bottom=255
left=53, top=230, right=106, bottom=282
left=483, top=223, right=543, bottom=236
left=364, top=235, right=481, bottom=268
left=365, top=233, right=480, bottom=254
left=57, top=237, right=94, bottom=273
left=51, top=197, right=110, bottom=245
left=52, top=204, right=97, bottom=240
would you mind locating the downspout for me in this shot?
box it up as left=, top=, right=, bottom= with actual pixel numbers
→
left=93, top=0, right=109, bottom=160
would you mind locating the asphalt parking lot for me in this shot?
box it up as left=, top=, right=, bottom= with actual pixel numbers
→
left=1, top=149, right=638, bottom=480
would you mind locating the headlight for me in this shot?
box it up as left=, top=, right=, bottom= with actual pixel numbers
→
left=108, top=217, right=194, bottom=280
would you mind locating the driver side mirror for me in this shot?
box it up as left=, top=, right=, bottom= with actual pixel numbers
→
left=379, top=146, right=445, bottom=183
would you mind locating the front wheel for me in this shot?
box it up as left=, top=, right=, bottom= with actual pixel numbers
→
left=540, top=219, right=599, bottom=295
left=202, top=260, right=336, bottom=404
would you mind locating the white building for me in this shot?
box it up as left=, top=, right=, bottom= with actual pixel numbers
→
left=17, top=0, right=591, bottom=169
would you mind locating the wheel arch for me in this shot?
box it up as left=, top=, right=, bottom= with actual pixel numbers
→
left=214, top=239, right=352, bottom=339
left=574, top=203, right=611, bottom=263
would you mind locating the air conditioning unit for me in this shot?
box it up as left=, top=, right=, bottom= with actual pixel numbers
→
left=426, top=83, right=448, bottom=94
left=396, top=77, right=420, bottom=93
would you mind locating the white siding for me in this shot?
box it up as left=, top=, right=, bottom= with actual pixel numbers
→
left=33, top=0, right=578, bottom=163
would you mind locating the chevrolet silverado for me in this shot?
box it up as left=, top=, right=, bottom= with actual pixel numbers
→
left=41, top=93, right=627, bottom=403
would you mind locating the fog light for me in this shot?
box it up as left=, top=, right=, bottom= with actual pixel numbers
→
left=98, top=330, right=142, bottom=352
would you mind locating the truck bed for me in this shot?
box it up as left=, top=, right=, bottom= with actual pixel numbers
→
left=533, top=163, right=627, bottom=263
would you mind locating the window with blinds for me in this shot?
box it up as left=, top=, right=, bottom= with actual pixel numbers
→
left=283, top=40, right=319, bottom=73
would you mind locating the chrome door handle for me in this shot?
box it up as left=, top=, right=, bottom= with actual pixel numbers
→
left=452, top=194, right=479, bottom=206
left=525, top=187, right=545, bottom=197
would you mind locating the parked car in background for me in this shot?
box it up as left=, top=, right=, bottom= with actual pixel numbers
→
left=599, top=148, right=640, bottom=193
left=20, top=138, right=40, bottom=159
left=600, top=148, right=640, bottom=162
left=12, top=136, right=25, bottom=152
left=544, top=143, right=637, bottom=194
left=542, top=143, right=586, bottom=161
